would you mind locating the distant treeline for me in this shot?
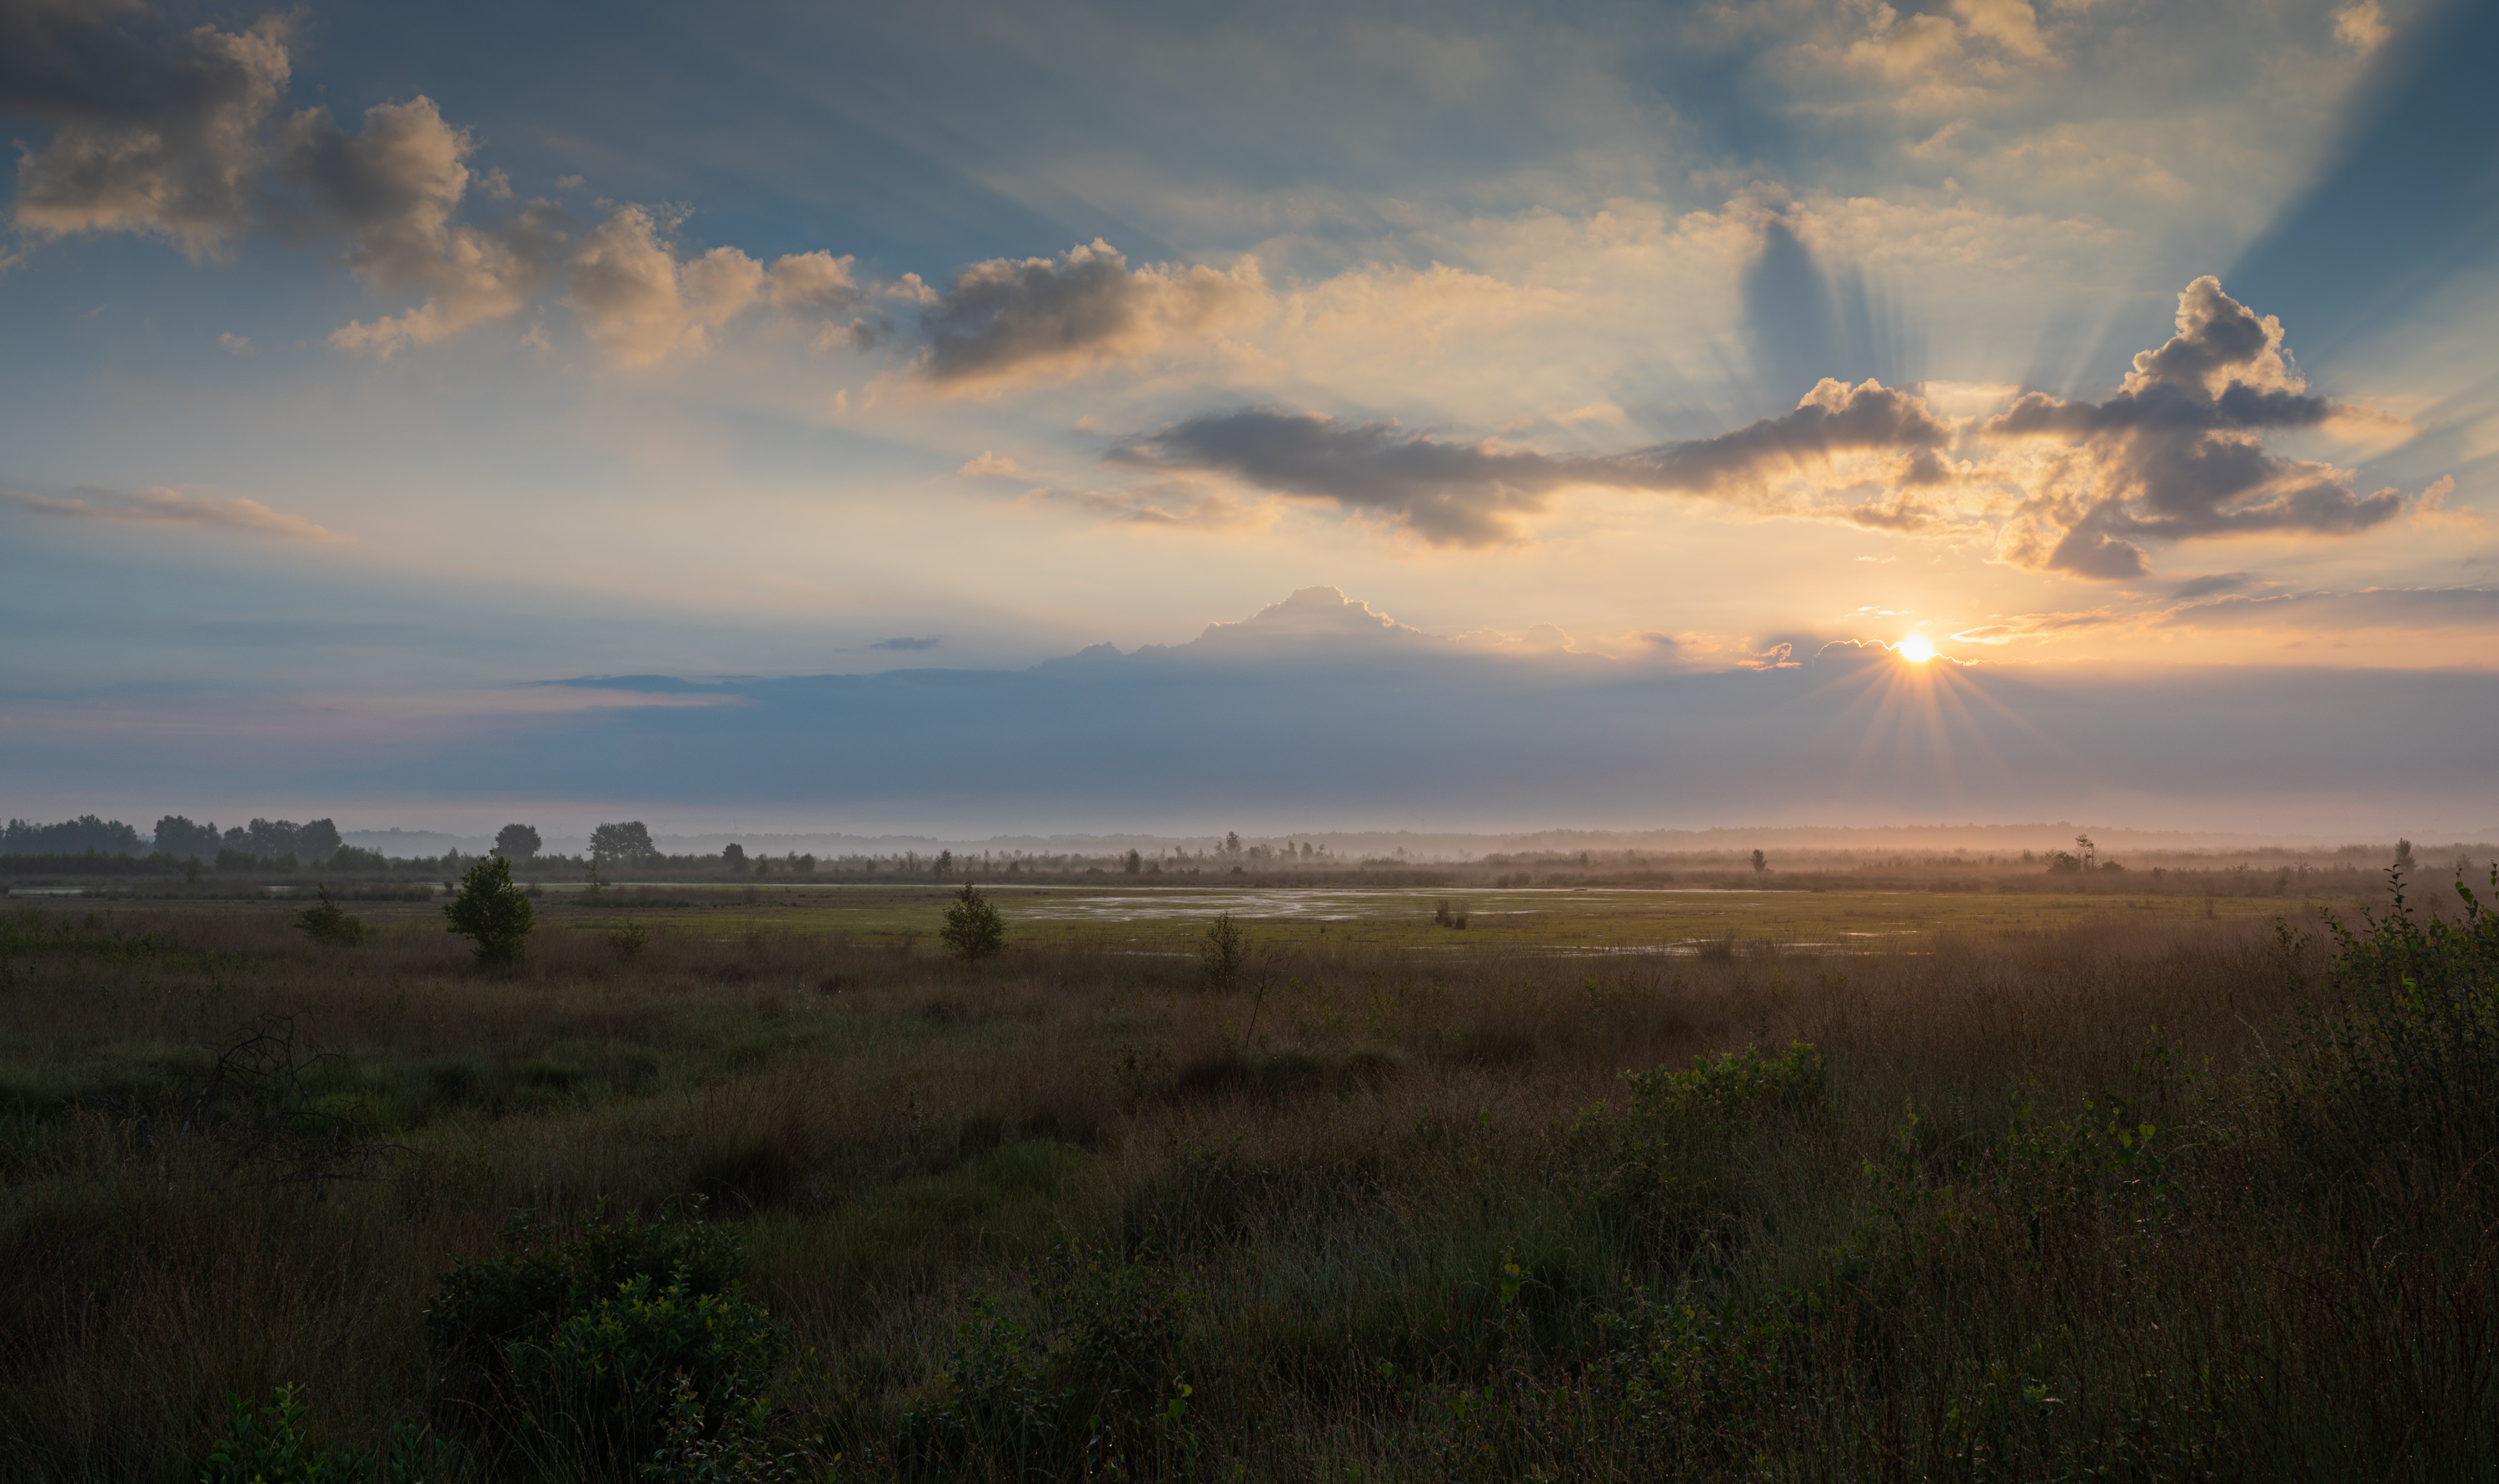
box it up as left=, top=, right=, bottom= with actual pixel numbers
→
left=2, top=815, right=346, bottom=862
left=1, top=816, right=145, bottom=856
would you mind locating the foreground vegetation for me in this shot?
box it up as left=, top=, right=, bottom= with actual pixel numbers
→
left=0, top=870, right=2492, bottom=1481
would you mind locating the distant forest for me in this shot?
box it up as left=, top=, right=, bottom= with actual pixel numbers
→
left=2, top=814, right=342, bottom=862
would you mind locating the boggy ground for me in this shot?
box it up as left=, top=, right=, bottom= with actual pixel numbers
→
left=0, top=883, right=2492, bottom=1482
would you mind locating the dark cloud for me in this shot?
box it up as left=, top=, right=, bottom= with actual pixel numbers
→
left=1114, top=380, right=1953, bottom=545
left=282, top=97, right=566, bottom=352
left=1108, top=408, right=1568, bottom=545
left=1985, top=277, right=2408, bottom=579
left=870, top=635, right=942, bottom=651
left=2168, top=572, right=2255, bottom=600
left=920, top=240, right=1259, bottom=388
left=2, top=0, right=290, bottom=257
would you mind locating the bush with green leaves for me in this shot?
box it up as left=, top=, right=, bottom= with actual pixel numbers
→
left=1617, top=1041, right=1826, bottom=1120
left=643, top=1372, right=830, bottom=1483
left=2277, top=865, right=2499, bottom=1172
left=900, top=1242, right=1191, bottom=1482
left=292, top=885, right=366, bottom=947
left=1567, top=1043, right=1827, bottom=1262
left=199, top=1384, right=450, bottom=1484
left=443, top=854, right=534, bottom=966
left=426, top=1208, right=784, bottom=1475
left=938, top=881, right=1005, bottom=964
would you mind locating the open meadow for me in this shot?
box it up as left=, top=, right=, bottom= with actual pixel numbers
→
left=2, top=870, right=2493, bottom=1482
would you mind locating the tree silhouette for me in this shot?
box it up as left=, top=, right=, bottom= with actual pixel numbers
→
left=939, top=881, right=1005, bottom=963
left=445, top=855, right=536, bottom=967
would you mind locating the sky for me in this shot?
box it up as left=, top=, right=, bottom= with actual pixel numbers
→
left=2, top=0, right=2495, bottom=838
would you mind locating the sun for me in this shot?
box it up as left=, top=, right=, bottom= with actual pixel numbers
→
left=1898, top=633, right=1935, bottom=664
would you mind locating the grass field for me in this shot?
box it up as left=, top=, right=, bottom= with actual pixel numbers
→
left=286, top=877, right=2331, bottom=951
left=1, top=870, right=2491, bottom=1482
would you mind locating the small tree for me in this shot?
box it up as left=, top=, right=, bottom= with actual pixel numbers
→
left=939, top=880, right=1005, bottom=963
left=495, top=823, right=541, bottom=861
left=1751, top=849, right=1767, bottom=874
left=723, top=842, right=748, bottom=873
left=293, top=885, right=365, bottom=946
left=446, top=854, right=536, bottom=967
left=1124, top=849, right=1142, bottom=874
left=1201, top=913, right=1247, bottom=990
left=935, top=849, right=955, bottom=879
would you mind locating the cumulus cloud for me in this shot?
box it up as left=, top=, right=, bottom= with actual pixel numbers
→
left=1113, top=378, right=1954, bottom=545
left=565, top=206, right=766, bottom=366
left=1845, top=0, right=2048, bottom=77
left=920, top=240, right=1264, bottom=389
left=2, top=0, right=290, bottom=259
left=1153, top=585, right=1441, bottom=660
left=287, top=97, right=564, bottom=355
left=1, top=484, right=342, bottom=540
left=1983, top=276, right=2407, bottom=578
left=767, top=250, right=859, bottom=311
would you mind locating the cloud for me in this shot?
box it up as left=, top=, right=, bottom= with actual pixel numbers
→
left=564, top=205, right=765, bottom=366
left=0, top=484, right=342, bottom=541
left=1037, top=485, right=1262, bottom=529
left=1112, top=378, right=1954, bottom=545
left=870, top=635, right=942, bottom=651
left=288, top=97, right=564, bottom=356
left=1983, top=276, right=2408, bottom=578
left=2332, top=1, right=2391, bottom=53
left=1110, top=409, right=1566, bottom=545
left=1843, top=0, right=2048, bottom=77
left=920, top=240, right=1264, bottom=389
left=2, top=0, right=291, bottom=259
left=218, top=331, right=248, bottom=355
left=1168, top=585, right=1433, bottom=657
left=2162, top=585, right=2499, bottom=633
left=958, top=451, right=1018, bottom=477
left=2167, top=572, right=2255, bottom=600
left=766, top=250, right=860, bottom=311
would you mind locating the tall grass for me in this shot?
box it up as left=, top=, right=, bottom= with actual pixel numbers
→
left=0, top=888, right=2489, bottom=1480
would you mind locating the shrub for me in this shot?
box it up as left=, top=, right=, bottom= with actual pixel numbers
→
left=426, top=1208, right=783, bottom=1475
left=901, top=1243, right=1190, bottom=1482
left=199, top=1385, right=451, bottom=1484
left=939, top=881, right=1005, bottom=964
left=444, top=854, right=535, bottom=967
left=2277, top=866, right=2499, bottom=1172
left=1199, top=913, right=1245, bottom=990
left=1619, top=1041, right=1826, bottom=1121
left=293, top=886, right=366, bottom=947
left=643, top=1372, right=826, bottom=1483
